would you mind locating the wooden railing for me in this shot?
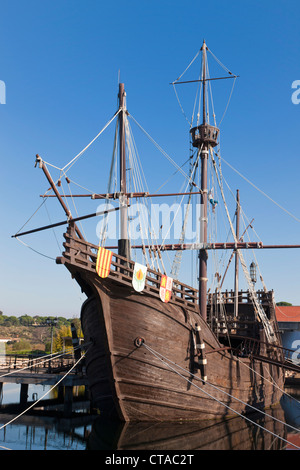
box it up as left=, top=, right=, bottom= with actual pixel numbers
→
left=206, top=289, right=276, bottom=338
left=58, top=224, right=199, bottom=311
left=207, top=289, right=274, bottom=305
left=0, top=354, right=75, bottom=374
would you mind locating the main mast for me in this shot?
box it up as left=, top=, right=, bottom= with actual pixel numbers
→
left=190, top=40, right=219, bottom=321
left=118, top=83, right=131, bottom=260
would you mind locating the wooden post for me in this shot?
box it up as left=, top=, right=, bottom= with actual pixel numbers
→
left=20, top=383, right=29, bottom=406
left=64, top=386, right=73, bottom=417
left=58, top=385, right=64, bottom=402
left=71, top=322, right=82, bottom=372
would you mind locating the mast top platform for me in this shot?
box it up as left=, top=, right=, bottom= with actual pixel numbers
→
left=190, top=123, right=219, bottom=148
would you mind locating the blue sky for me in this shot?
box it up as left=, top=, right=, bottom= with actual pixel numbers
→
left=1, top=0, right=300, bottom=317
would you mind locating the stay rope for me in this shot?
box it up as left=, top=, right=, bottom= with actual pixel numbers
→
left=170, top=146, right=202, bottom=278
left=129, top=114, right=202, bottom=192
left=221, top=156, right=300, bottom=224
left=61, top=109, right=121, bottom=174
left=210, top=148, right=276, bottom=343
left=142, top=342, right=300, bottom=449
left=125, top=116, right=165, bottom=272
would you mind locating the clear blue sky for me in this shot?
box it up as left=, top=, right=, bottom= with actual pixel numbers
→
left=1, top=0, right=300, bottom=317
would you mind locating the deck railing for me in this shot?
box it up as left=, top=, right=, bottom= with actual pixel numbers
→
left=207, top=289, right=274, bottom=305
left=0, top=353, right=75, bottom=374
left=207, top=289, right=276, bottom=338
left=58, top=224, right=199, bottom=311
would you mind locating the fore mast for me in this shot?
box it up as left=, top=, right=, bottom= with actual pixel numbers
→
left=118, top=83, right=131, bottom=260
left=190, top=40, right=219, bottom=321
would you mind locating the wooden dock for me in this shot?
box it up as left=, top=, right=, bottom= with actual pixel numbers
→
left=0, top=353, right=90, bottom=417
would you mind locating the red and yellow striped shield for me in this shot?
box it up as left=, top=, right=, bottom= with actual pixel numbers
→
left=96, top=247, right=113, bottom=278
left=159, top=275, right=173, bottom=303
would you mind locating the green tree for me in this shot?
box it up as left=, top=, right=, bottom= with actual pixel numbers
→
left=33, top=316, right=45, bottom=325
left=5, top=316, right=19, bottom=326
left=19, top=315, right=33, bottom=326
left=53, top=325, right=72, bottom=353
left=70, top=318, right=83, bottom=337
left=57, top=316, right=70, bottom=327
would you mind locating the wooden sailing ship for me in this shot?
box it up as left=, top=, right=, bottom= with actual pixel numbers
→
left=14, top=41, right=300, bottom=422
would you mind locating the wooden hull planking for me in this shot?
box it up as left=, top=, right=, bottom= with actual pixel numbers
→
left=74, top=264, right=284, bottom=422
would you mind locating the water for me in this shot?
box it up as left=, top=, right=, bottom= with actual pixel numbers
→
left=0, top=383, right=93, bottom=450
left=0, top=383, right=299, bottom=451
left=0, top=420, right=89, bottom=450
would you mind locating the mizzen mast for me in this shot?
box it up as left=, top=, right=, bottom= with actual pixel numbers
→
left=190, top=40, right=219, bottom=321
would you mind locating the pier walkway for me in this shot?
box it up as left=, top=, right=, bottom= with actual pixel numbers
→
left=0, top=351, right=90, bottom=418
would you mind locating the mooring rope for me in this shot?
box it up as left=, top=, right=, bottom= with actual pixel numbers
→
left=143, top=342, right=300, bottom=432
left=236, top=353, right=300, bottom=407
left=0, top=347, right=89, bottom=432
left=142, top=342, right=300, bottom=449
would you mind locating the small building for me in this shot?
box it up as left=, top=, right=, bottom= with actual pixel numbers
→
left=275, top=306, right=300, bottom=364
left=0, top=339, right=10, bottom=365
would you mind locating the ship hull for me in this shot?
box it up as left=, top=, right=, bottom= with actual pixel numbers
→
left=75, top=266, right=284, bottom=422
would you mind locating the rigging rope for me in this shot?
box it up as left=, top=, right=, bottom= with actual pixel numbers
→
left=126, top=118, right=157, bottom=269
left=0, top=347, right=89, bottom=431
left=221, top=156, right=300, bottom=224
left=14, top=188, right=53, bottom=236
left=172, top=48, right=202, bottom=84
left=125, top=117, right=155, bottom=269
left=100, top=116, right=119, bottom=247
left=15, top=110, right=121, bottom=259
left=129, top=114, right=202, bottom=191
left=142, top=342, right=300, bottom=448
left=61, top=109, right=121, bottom=174
left=172, top=45, right=238, bottom=129
left=210, top=148, right=276, bottom=343
left=44, top=200, right=61, bottom=251
left=218, top=76, right=237, bottom=126
left=171, top=146, right=201, bottom=278
left=240, top=356, right=300, bottom=407
left=0, top=346, right=84, bottom=379
left=65, top=178, right=87, bottom=239
left=172, top=83, right=191, bottom=126
left=15, top=236, right=56, bottom=261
